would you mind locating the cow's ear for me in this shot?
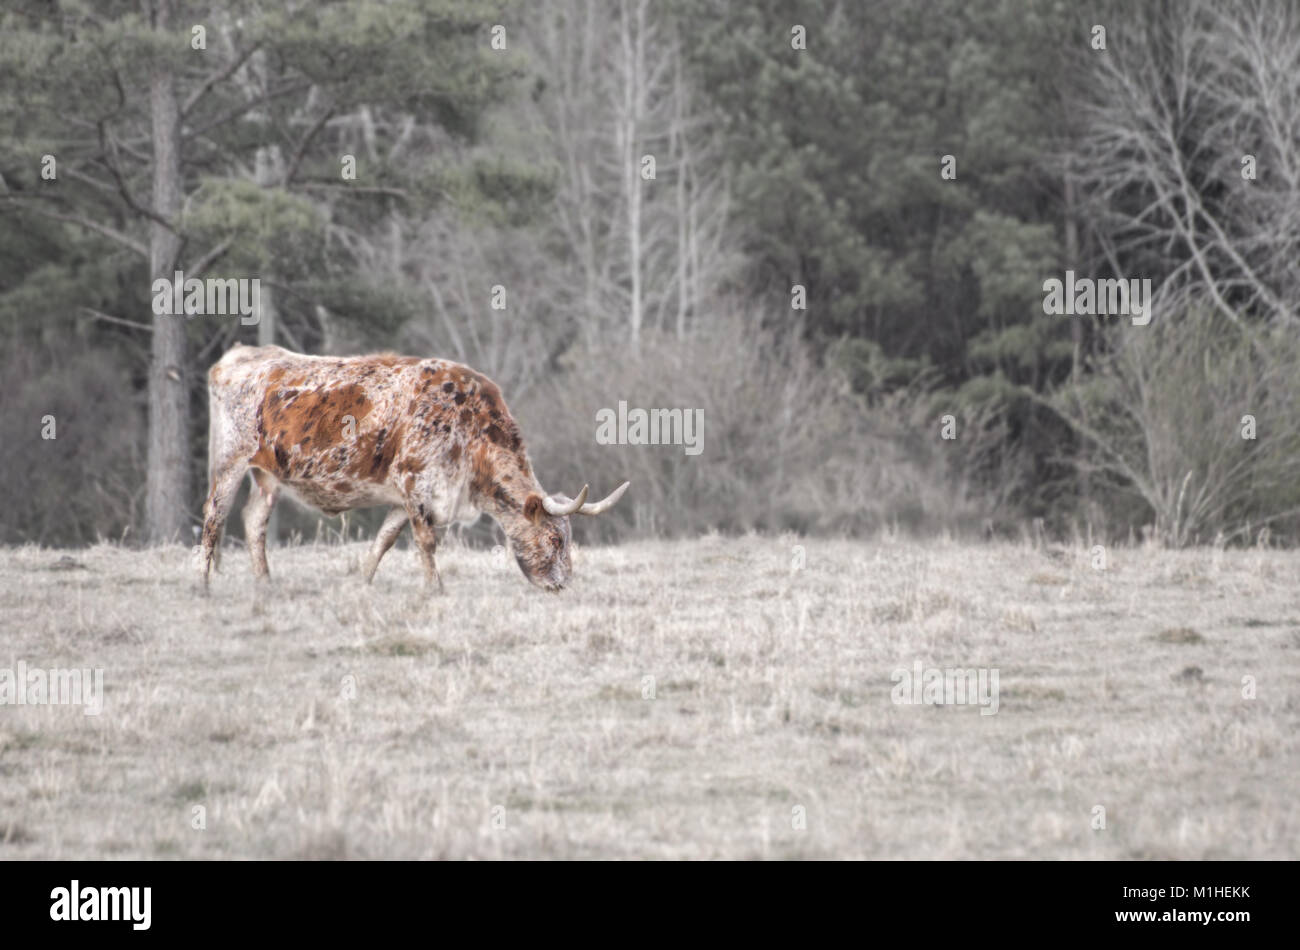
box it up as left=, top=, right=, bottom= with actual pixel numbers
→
left=524, top=494, right=545, bottom=524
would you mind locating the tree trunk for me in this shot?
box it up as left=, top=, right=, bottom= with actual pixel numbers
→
left=1063, top=167, right=1090, bottom=517
left=255, top=144, right=280, bottom=545
left=1064, top=171, right=1081, bottom=384
left=672, top=39, right=689, bottom=341
left=145, top=0, right=190, bottom=544
left=621, top=0, right=645, bottom=347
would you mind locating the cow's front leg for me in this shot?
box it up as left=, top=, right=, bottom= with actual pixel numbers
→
left=242, top=469, right=279, bottom=580
left=363, top=506, right=409, bottom=583
left=405, top=503, right=443, bottom=594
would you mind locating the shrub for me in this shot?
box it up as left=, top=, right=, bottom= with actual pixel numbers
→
left=1047, top=307, right=1300, bottom=546
left=515, top=309, right=989, bottom=542
left=0, top=346, right=144, bottom=545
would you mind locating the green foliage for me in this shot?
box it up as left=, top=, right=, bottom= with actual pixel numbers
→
left=678, top=0, right=1085, bottom=532
left=262, top=0, right=517, bottom=137
left=299, top=276, right=421, bottom=344
left=426, top=155, right=557, bottom=228
left=827, top=337, right=932, bottom=401
left=684, top=0, right=1072, bottom=379
left=185, top=178, right=325, bottom=273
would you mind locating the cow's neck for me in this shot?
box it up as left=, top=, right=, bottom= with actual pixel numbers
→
left=468, top=445, right=542, bottom=540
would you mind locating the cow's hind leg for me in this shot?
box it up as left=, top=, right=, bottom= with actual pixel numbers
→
left=405, top=503, right=443, bottom=594
left=199, top=461, right=247, bottom=592
left=243, top=468, right=279, bottom=580
left=211, top=522, right=225, bottom=573
left=363, top=506, right=409, bottom=583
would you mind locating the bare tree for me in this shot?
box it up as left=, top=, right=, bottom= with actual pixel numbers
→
left=1069, top=0, right=1300, bottom=337
left=145, top=0, right=190, bottom=543
left=1048, top=0, right=1300, bottom=543
left=522, top=0, right=735, bottom=349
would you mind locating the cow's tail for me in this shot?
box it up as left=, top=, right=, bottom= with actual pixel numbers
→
left=206, top=376, right=221, bottom=493
left=205, top=377, right=227, bottom=569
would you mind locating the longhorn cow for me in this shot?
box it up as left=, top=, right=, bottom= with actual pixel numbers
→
left=200, top=344, right=628, bottom=592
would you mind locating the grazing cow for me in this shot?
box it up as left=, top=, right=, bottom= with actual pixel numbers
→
left=200, top=344, right=628, bottom=592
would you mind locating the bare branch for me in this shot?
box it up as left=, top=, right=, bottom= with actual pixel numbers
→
left=81, top=306, right=153, bottom=331
left=183, top=81, right=311, bottom=142
left=190, top=236, right=233, bottom=277
left=182, top=41, right=262, bottom=117
left=283, top=105, right=336, bottom=186
left=2, top=197, right=148, bottom=257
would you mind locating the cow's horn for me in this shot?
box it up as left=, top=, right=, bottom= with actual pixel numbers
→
left=579, top=481, right=630, bottom=516
left=542, top=484, right=589, bottom=516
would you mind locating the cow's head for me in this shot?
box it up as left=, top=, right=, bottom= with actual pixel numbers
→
left=514, top=482, right=630, bottom=591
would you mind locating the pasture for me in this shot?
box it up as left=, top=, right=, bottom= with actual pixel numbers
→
left=1, top=536, right=1296, bottom=859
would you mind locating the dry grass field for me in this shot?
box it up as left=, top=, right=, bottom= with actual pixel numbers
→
left=1, top=534, right=1297, bottom=860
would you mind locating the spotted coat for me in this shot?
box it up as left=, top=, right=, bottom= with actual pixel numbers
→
left=200, top=344, right=589, bottom=591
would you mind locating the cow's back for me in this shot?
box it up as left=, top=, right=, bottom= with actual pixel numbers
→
left=207, top=345, right=528, bottom=519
